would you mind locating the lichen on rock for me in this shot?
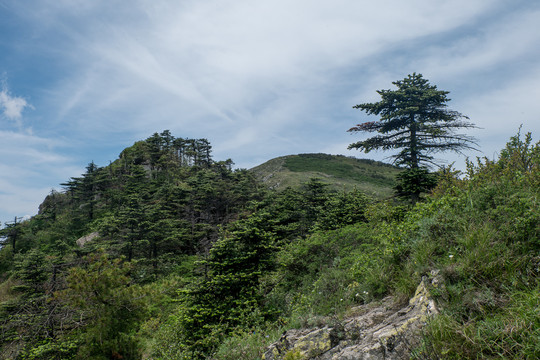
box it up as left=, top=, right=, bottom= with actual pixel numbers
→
left=263, top=276, right=440, bottom=360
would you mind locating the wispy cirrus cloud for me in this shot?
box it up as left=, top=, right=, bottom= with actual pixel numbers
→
left=40, top=0, right=510, bottom=156
left=0, top=130, right=81, bottom=223
left=0, top=0, right=539, bottom=223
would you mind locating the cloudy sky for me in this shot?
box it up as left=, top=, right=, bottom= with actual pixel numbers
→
left=1, top=0, right=539, bottom=224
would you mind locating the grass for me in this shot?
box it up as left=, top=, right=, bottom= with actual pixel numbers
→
left=250, top=153, right=401, bottom=198
left=421, top=288, right=540, bottom=359
left=284, top=154, right=397, bottom=185
left=211, top=326, right=285, bottom=360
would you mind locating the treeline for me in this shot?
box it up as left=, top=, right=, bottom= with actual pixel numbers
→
left=45, top=131, right=260, bottom=260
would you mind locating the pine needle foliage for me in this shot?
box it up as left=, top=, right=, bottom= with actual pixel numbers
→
left=348, top=73, right=477, bottom=168
left=348, top=73, right=478, bottom=201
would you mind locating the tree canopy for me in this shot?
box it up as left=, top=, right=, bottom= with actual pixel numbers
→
left=348, top=73, right=478, bottom=201
left=348, top=73, right=477, bottom=169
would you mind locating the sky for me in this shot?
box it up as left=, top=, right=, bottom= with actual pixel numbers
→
left=1, top=0, right=539, bottom=225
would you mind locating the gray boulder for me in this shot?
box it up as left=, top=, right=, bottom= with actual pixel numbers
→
left=263, top=276, right=439, bottom=360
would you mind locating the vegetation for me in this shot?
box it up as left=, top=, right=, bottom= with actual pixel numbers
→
left=250, top=153, right=401, bottom=198
left=348, top=73, right=478, bottom=202
left=0, top=128, right=538, bottom=359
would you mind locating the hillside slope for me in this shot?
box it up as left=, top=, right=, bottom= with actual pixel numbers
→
left=250, top=153, right=401, bottom=198
left=1, top=131, right=537, bottom=360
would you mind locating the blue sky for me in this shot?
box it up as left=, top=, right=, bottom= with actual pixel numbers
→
left=1, top=0, right=539, bottom=224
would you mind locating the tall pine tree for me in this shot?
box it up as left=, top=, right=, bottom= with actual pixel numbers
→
left=348, top=73, right=477, bottom=202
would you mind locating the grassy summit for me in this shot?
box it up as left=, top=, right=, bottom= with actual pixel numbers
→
left=250, top=153, right=401, bottom=198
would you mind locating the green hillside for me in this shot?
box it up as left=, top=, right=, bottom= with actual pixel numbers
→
left=0, top=131, right=538, bottom=360
left=250, top=153, right=401, bottom=198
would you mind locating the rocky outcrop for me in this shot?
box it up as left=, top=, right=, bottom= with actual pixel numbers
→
left=76, top=232, right=99, bottom=247
left=263, top=273, right=440, bottom=360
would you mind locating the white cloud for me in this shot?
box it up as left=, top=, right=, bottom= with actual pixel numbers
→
left=413, top=8, right=540, bottom=82
left=0, top=86, right=30, bottom=122
left=460, top=64, right=540, bottom=147
left=0, top=184, right=53, bottom=223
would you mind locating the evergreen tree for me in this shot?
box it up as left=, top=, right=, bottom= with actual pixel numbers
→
left=0, top=249, right=76, bottom=359
left=348, top=73, right=477, bottom=202
left=0, top=217, right=22, bottom=252
left=57, top=251, right=146, bottom=359
left=178, top=215, right=277, bottom=357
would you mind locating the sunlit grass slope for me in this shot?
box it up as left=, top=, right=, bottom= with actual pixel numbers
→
left=250, top=153, right=401, bottom=198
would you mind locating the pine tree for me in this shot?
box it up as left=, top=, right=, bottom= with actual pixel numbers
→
left=348, top=73, right=478, bottom=202
left=57, top=251, right=146, bottom=359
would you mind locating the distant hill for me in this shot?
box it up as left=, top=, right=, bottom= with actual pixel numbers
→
left=250, top=153, right=401, bottom=198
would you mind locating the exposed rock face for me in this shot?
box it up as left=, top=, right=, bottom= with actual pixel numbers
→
left=263, top=277, right=439, bottom=360
left=76, top=232, right=99, bottom=247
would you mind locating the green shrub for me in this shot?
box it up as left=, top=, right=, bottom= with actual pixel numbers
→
left=406, top=130, right=540, bottom=358
left=211, top=326, right=284, bottom=360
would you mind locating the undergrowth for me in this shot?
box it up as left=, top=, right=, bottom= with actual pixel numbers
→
left=407, top=130, right=540, bottom=359
left=256, top=130, right=539, bottom=358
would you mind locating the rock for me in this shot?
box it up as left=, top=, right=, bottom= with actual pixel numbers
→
left=263, top=279, right=439, bottom=360
left=76, top=232, right=99, bottom=247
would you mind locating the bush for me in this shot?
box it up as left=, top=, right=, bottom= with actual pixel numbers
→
left=404, top=130, right=540, bottom=358
left=211, top=326, right=284, bottom=360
